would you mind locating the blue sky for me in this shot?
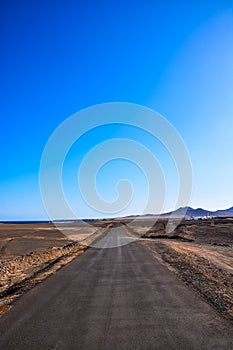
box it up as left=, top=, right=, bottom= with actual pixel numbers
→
left=1, top=1, right=232, bottom=220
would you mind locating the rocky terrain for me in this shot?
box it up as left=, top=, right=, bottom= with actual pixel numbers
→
left=0, top=221, right=110, bottom=315
left=0, top=218, right=232, bottom=322
left=128, top=218, right=233, bottom=321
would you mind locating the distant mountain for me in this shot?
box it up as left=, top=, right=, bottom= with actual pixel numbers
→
left=161, top=206, right=233, bottom=218
left=214, top=206, right=233, bottom=217
left=121, top=206, right=233, bottom=220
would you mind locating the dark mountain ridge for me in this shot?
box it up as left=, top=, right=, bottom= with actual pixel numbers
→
left=161, top=206, right=233, bottom=218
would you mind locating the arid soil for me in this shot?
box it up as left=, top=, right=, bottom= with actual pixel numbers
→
left=0, top=223, right=69, bottom=257
left=129, top=218, right=233, bottom=321
left=0, top=221, right=110, bottom=315
left=1, top=218, right=232, bottom=322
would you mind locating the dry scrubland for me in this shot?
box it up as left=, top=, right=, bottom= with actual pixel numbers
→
left=127, top=218, right=233, bottom=321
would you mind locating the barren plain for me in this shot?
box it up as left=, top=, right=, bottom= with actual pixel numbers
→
left=127, top=218, right=233, bottom=321
left=0, top=218, right=232, bottom=322
left=0, top=220, right=111, bottom=314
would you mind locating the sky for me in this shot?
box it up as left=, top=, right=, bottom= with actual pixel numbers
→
left=1, top=0, right=233, bottom=220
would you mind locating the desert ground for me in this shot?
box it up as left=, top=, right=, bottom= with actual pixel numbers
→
left=0, top=220, right=111, bottom=314
left=126, top=218, right=233, bottom=320
left=0, top=218, right=232, bottom=322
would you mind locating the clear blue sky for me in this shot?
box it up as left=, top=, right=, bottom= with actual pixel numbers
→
left=1, top=1, right=232, bottom=220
